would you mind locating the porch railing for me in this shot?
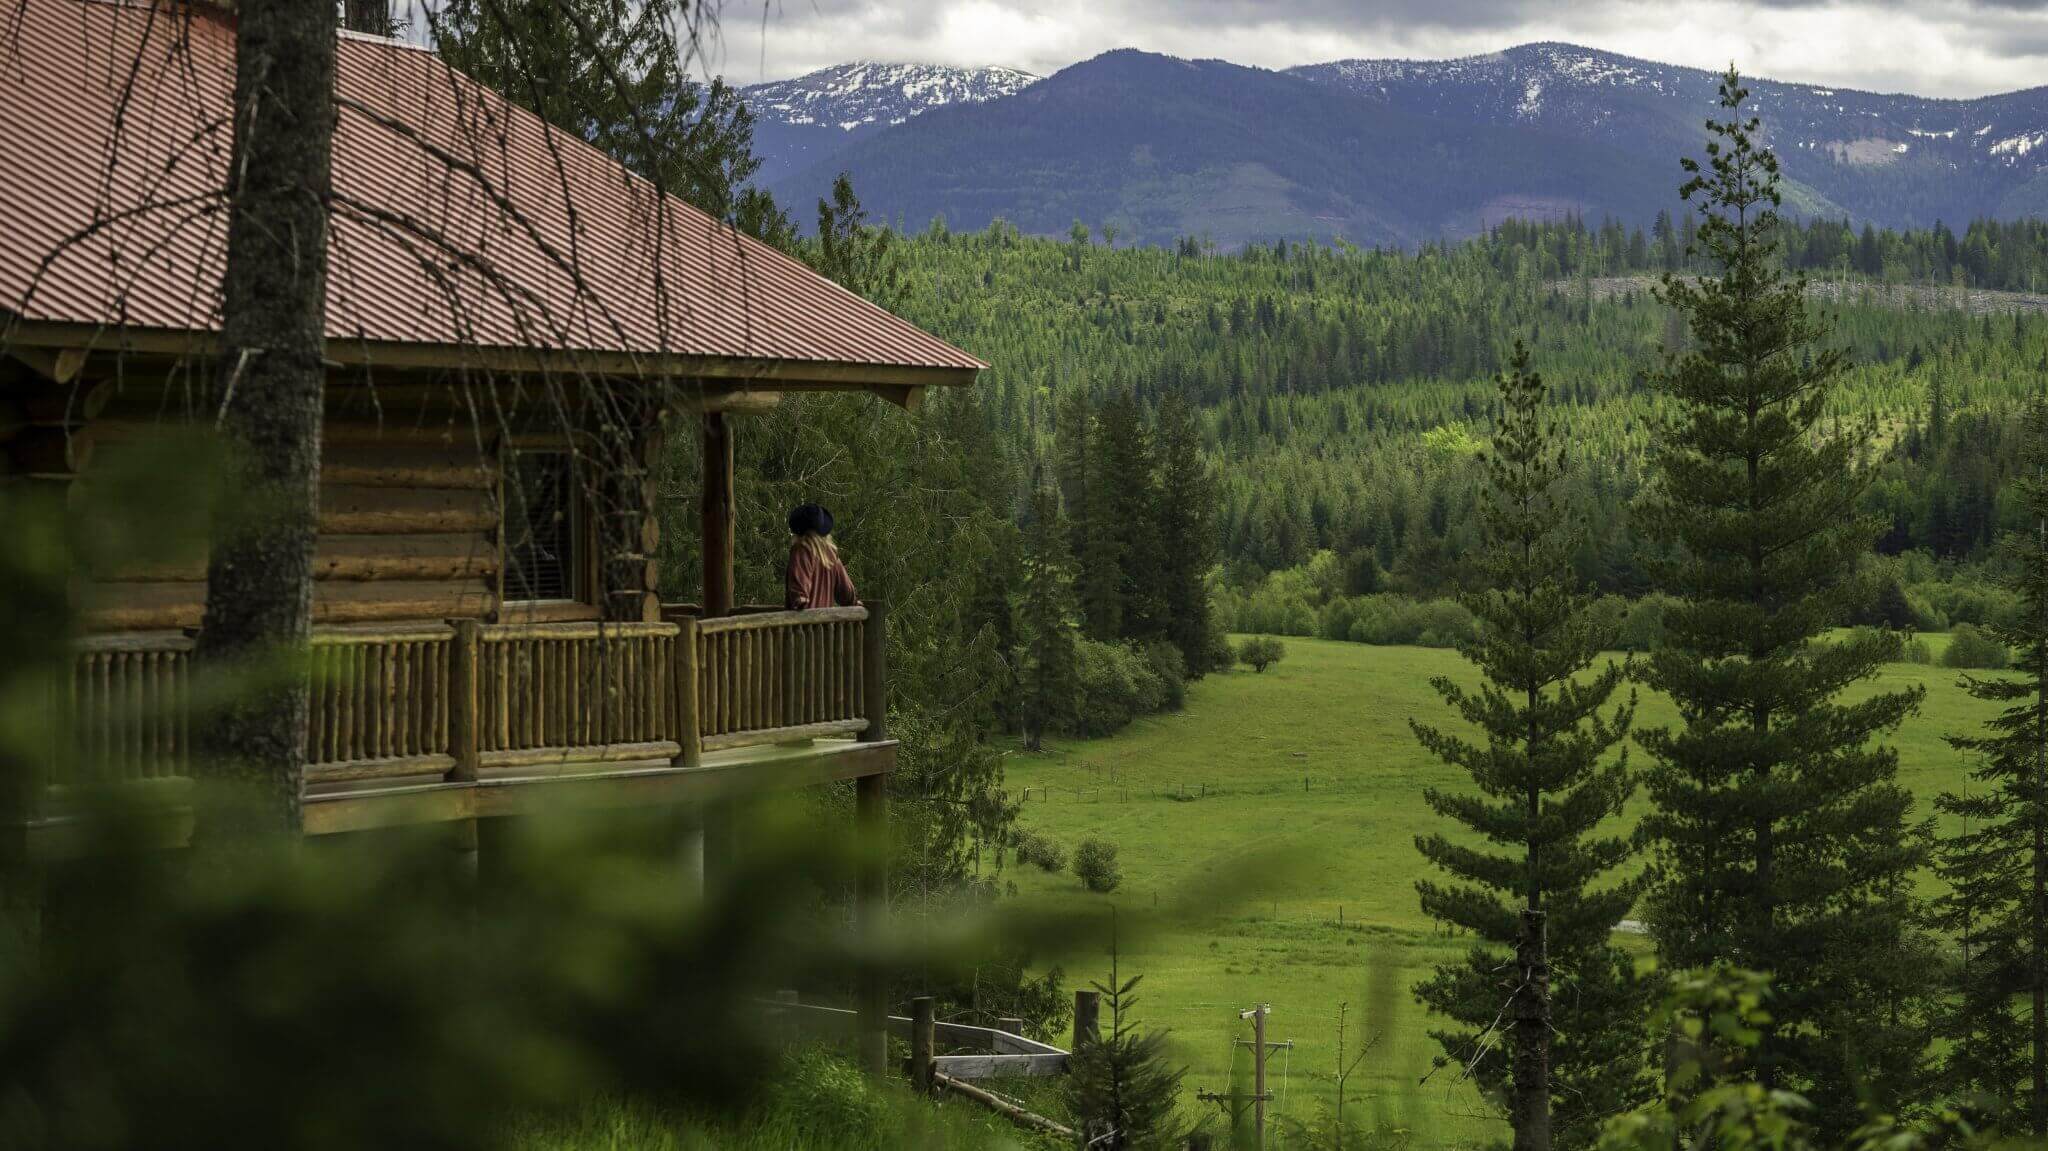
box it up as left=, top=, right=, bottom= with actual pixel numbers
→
left=689, top=606, right=873, bottom=752
left=54, top=602, right=885, bottom=796
left=473, top=621, right=683, bottom=771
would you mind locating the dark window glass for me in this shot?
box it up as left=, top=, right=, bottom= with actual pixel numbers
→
left=504, top=451, right=578, bottom=602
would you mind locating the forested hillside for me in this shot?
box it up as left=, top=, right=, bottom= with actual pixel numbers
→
left=887, top=217, right=2048, bottom=605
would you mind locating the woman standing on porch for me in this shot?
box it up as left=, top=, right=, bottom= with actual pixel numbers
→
left=785, top=504, right=860, bottom=610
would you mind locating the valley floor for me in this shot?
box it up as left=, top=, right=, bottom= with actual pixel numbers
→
left=1004, top=635, right=1999, bottom=1150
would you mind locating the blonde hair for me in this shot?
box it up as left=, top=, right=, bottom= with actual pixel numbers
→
left=797, top=531, right=840, bottom=568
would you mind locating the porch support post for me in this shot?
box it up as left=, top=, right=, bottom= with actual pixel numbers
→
left=701, top=412, right=734, bottom=617
left=676, top=803, right=705, bottom=902
left=855, top=769, right=889, bottom=1077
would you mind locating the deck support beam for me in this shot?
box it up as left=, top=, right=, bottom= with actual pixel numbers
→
left=856, top=769, right=888, bottom=1078
left=700, top=412, right=734, bottom=618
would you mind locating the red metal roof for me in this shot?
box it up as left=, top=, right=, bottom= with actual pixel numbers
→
left=0, top=0, right=984, bottom=383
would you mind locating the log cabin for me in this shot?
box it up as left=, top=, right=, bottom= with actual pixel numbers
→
left=0, top=0, right=981, bottom=1065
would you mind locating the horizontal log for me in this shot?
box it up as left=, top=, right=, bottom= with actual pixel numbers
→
left=78, top=579, right=493, bottom=631
left=477, top=621, right=677, bottom=642
left=312, top=534, right=496, bottom=582
left=699, top=719, right=869, bottom=753
left=931, top=1074, right=1076, bottom=1140
left=95, top=533, right=495, bottom=584
left=494, top=599, right=603, bottom=625
left=72, top=630, right=194, bottom=654
left=320, top=444, right=496, bottom=491
left=309, top=621, right=456, bottom=644
left=478, top=741, right=682, bottom=772
left=305, top=754, right=459, bottom=784
left=314, top=580, right=494, bottom=625
left=696, top=606, right=868, bottom=634
left=930, top=1054, right=1070, bottom=1080
left=320, top=485, right=494, bottom=534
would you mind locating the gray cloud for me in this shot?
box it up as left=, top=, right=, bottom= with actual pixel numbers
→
left=702, top=0, right=2048, bottom=98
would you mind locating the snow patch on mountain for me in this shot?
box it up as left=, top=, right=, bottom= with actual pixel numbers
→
left=742, top=62, right=1037, bottom=132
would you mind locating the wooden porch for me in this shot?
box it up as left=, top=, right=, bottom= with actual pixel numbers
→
left=36, top=604, right=887, bottom=845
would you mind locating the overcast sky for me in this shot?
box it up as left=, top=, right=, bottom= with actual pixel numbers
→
left=699, top=0, right=2048, bottom=99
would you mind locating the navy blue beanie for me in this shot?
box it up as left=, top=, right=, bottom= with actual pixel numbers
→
left=788, top=503, right=833, bottom=536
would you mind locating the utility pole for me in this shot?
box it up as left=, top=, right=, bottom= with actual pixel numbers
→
left=1196, top=1003, right=1292, bottom=1151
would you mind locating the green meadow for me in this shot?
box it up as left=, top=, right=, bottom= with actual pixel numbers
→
left=1005, top=634, right=2005, bottom=1149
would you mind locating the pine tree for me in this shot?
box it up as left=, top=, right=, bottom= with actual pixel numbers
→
left=1013, top=480, right=1082, bottom=750
left=1154, top=391, right=1219, bottom=674
left=1936, top=397, right=2048, bottom=1131
left=1634, top=69, right=1931, bottom=1133
left=1096, top=388, right=1165, bottom=641
left=1064, top=936, right=1185, bottom=1150
left=811, top=172, right=904, bottom=308
left=1411, top=343, right=1646, bottom=1151
left=1057, top=389, right=1123, bottom=641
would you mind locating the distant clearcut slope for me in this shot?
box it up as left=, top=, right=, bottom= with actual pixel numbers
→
left=741, top=62, right=1037, bottom=186
left=1292, top=44, right=2048, bottom=227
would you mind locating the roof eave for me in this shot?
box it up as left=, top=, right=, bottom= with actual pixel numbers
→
left=0, top=317, right=983, bottom=391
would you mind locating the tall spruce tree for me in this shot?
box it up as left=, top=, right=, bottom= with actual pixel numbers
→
left=1058, top=389, right=1123, bottom=641
left=1013, top=480, right=1083, bottom=750
left=1096, top=389, right=1165, bottom=642
left=1411, top=343, right=1646, bottom=1151
left=1634, top=69, right=1930, bottom=1132
left=1935, top=396, right=2048, bottom=1131
left=1154, top=391, right=1219, bottom=674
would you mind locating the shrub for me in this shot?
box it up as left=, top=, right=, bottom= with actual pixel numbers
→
left=1138, top=641, right=1187, bottom=711
left=1013, top=829, right=1066, bottom=873
left=1903, top=636, right=1934, bottom=665
left=1618, top=595, right=1671, bottom=653
left=1073, top=838, right=1122, bottom=893
left=1205, top=617, right=1237, bottom=672
left=1942, top=623, right=2011, bottom=670
left=1072, top=640, right=1182, bottom=736
left=1238, top=635, right=1287, bottom=673
left=1074, top=639, right=1144, bottom=736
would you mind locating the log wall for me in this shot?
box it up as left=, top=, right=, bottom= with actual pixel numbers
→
left=0, top=367, right=627, bottom=632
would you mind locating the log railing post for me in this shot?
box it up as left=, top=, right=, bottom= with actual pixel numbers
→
left=855, top=769, right=888, bottom=1077
left=448, top=619, right=480, bottom=782
left=672, top=617, right=701, bottom=768
left=911, top=995, right=936, bottom=1093
left=859, top=600, right=887, bottom=743
left=701, top=412, right=734, bottom=618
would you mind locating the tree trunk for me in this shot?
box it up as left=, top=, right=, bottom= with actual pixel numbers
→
left=192, top=0, right=337, bottom=841
left=1512, top=908, right=1552, bottom=1151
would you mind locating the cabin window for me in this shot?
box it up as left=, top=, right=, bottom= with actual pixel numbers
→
left=503, top=450, right=584, bottom=603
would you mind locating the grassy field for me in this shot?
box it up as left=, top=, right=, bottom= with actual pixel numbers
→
left=1004, top=635, right=2004, bottom=1150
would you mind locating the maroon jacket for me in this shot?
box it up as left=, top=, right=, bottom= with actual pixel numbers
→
left=785, top=542, right=858, bottom=610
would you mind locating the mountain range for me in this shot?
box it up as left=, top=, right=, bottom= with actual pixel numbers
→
left=738, top=45, right=2048, bottom=248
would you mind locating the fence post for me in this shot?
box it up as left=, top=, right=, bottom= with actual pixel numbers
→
left=448, top=619, right=480, bottom=783
left=911, top=996, right=936, bottom=1093
left=859, top=599, right=888, bottom=742
left=855, top=770, right=889, bottom=1077
left=998, top=1016, right=1025, bottom=1042
left=1073, top=989, right=1100, bottom=1050
left=672, top=616, right=701, bottom=768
